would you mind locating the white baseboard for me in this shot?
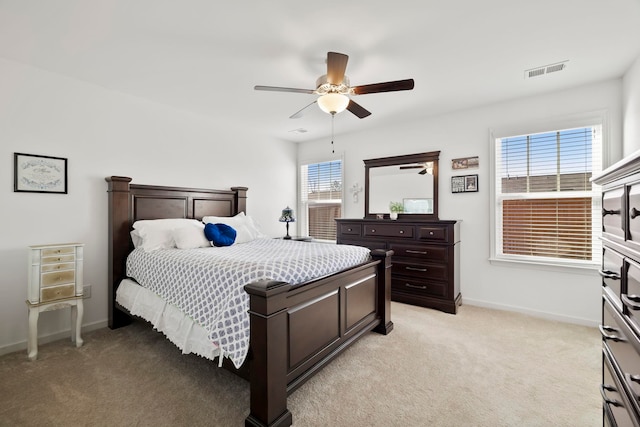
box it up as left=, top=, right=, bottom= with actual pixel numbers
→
left=0, top=319, right=109, bottom=357
left=462, top=297, right=599, bottom=327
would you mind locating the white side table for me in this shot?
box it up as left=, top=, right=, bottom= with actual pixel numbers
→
left=27, top=243, right=84, bottom=360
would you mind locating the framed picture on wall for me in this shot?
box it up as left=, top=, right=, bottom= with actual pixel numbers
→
left=14, top=152, right=68, bottom=194
left=451, top=174, right=478, bottom=193
left=451, top=156, right=479, bottom=170
left=464, top=174, right=478, bottom=192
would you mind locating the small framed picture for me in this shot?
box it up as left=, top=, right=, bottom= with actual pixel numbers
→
left=452, top=156, right=479, bottom=170
left=452, top=174, right=478, bottom=193
left=14, top=153, right=68, bottom=194
left=464, top=175, right=478, bottom=192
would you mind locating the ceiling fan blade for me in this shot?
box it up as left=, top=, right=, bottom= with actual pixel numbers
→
left=289, top=100, right=317, bottom=119
left=347, top=99, right=372, bottom=119
left=254, top=85, right=315, bottom=94
left=351, top=79, right=415, bottom=95
left=326, top=52, right=349, bottom=85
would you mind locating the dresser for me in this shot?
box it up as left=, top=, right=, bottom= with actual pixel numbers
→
left=26, top=243, right=84, bottom=360
left=593, top=153, right=640, bottom=426
left=336, top=218, right=461, bottom=314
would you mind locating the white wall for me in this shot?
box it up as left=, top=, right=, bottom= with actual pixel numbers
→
left=299, top=79, right=624, bottom=326
left=623, top=55, right=640, bottom=155
left=0, top=58, right=297, bottom=354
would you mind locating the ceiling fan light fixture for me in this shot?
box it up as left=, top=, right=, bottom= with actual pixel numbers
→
left=317, top=93, right=349, bottom=115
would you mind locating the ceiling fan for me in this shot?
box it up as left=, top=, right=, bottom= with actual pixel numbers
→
left=254, top=51, right=415, bottom=119
left=400, top=162, right=434, bottom=175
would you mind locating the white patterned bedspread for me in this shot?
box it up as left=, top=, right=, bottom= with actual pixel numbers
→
left=125, top=238, right=372, bottom=368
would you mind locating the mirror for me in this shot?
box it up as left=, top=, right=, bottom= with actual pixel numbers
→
left=364, top=151, right=439, bottom=220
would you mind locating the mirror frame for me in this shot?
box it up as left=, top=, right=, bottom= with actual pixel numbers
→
left=364, top=151, right=440, bottom=220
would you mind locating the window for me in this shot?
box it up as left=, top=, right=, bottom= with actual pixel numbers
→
left=492, top=125, right=602, bottom=268
left=299, top=159, right=342, bottom=241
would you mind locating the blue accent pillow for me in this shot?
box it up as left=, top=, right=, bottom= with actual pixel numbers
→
left=204, top=223, right=237, bottom=247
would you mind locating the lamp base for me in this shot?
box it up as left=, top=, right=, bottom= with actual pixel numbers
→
left=283, top=235, right=292, bottom=240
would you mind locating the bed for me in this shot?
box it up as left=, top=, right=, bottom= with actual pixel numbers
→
left=105, top=176, right=393, bottom=427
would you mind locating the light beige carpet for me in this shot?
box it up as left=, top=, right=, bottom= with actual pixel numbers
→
left=0, top=302, right=601, bottom=427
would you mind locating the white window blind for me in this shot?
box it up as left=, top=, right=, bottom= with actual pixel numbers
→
left=300, top=160, right=342, bottom=241
left=494, top=126, right=602, bottom=265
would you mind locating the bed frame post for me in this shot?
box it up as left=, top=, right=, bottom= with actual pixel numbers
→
left=231, top=186, right=248, bottom=214
left=105, top=176, right=134, bottom=329
left=372, top=249, right=394, bottom=335
left=244, top=280, right=293, bottom=427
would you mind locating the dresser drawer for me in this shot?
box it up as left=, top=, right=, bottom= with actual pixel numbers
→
left=418, top=226, right=448, bottom=242
left=625, top=258, right=640, bottom=338
left=628, top=181, right=640, bottom=252
left=392, top=261, right=447, bottom=281
left=602, top=246, right=624, bottom=310
left=389, top=243, right=447, bottom=262
left=42, top=254, right=75, bottom=264
left=602, top=347, right=637, bottom=427
left=602, top=296, right=640, bottom=414
left=41, top=262, right=75, bottom=273
left=339, top=223, right=362, bottom=236
left=391, top=277, right=447, bottom=298
left=41, top=284, right=76, bottom=302
left=41, top=270, right=75, bottom=287
left=339, top=239, right=387, bottom=251
left=364, top=224, right=414, bottom=239
left=602, top=186, right=625, bottom=240
left=42, top=246, right=76, bottom=257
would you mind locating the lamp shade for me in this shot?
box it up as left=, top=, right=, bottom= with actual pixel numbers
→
left=317, top=93, right=349, bottom=114
left=279, top=206, right=295, bottom=222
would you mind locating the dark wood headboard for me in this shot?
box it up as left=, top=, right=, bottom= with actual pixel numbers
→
left=105, top=176, right=248, bottom=328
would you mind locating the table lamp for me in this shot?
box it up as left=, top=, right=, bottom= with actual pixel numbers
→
left=279, top=206, right=295, bottom=239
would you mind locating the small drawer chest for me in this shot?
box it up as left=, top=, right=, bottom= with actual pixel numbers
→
left=26, top=243, right=84, bottom=360
left=593, top=153, right=640, bottom=426
left=336, top=219, right=461, bottom=314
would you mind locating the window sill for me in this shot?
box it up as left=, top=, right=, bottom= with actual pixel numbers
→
left=488, top=256, right=599, bottom=276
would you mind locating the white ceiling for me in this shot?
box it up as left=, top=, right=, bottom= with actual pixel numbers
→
left=1, top=0, right=640, bottom=143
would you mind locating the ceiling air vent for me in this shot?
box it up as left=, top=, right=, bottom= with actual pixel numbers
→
left=525, top=61, right=568, bottom=79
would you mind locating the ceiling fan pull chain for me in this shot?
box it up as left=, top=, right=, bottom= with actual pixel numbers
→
left=331, top=113, right=335, bottom=153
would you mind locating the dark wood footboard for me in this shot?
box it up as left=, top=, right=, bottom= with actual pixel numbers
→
left=244, top=249, right=393, bottom=427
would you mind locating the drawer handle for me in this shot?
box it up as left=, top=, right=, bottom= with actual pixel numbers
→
left=603, top=208, right=621, bottom=217
left=599, top=324, right=624, bottom=342
left=630, top=374, right=640, bottom=384
left=347, top=228, right=352, bottom=232
left=600, top=384, right=623, bottom=407
left=406, top=250, right=427, bottom=255
left=371, top=229, right=376, bottom=233
left=622, top=294, right=640, bottom=310
left=405, top=283, right=427, bottom=290
left=399, top=230, right=404, bottom=234
left=632, top=207, right=640, bottom=219
left=405, top=267, right=427, bottom=272
left=598, top=269, right=620, bottom=280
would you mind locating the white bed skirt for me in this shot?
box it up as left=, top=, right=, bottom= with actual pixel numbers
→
left=116, top=278, right=222, bottom=364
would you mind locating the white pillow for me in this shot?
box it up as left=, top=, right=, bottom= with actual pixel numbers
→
left=173, top=222, right=210, bottom=249
left=201, top=212, right=264, bottom=244
left=132, top=218, right=202, bottom=251
left=130, top=230, right=143, bottom=249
